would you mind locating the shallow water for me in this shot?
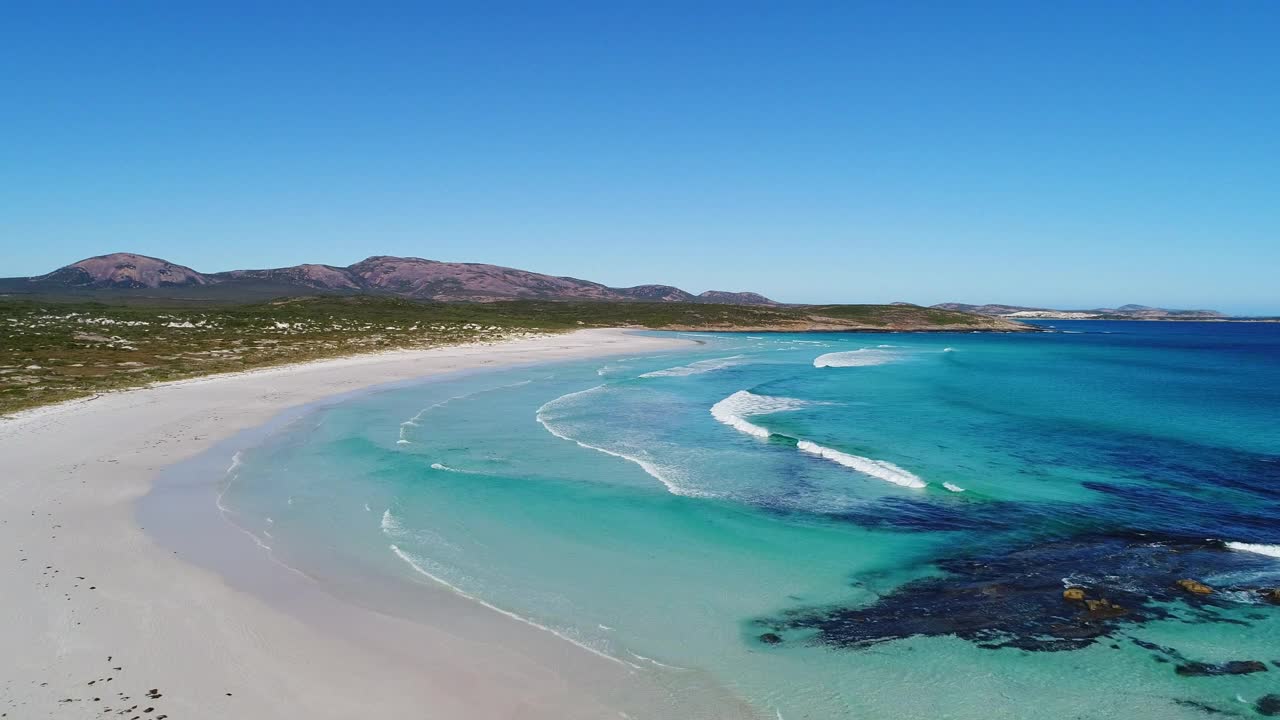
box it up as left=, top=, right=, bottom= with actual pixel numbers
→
left=221, top=322, right=1280, bottom=718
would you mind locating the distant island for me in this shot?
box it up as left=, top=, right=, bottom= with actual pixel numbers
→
left=930, top=302, right=1265, bottom=321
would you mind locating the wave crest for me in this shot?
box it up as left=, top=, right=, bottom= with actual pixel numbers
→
left=796, top=440, right=927, bottom=488
left=710, top=390, right=811, bottom=439
left=1226, top=541, right=1280, bottom=559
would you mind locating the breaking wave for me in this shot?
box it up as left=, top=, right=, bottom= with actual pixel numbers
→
left=710, top=390, right=812, bottom=439
left=813, top=348, right=901, bottom=368
left=796, top=441, right=928, bottom=489
left=709, top=392, right=928, bottom=490
left=1226, top=541, right=1280, bottom=559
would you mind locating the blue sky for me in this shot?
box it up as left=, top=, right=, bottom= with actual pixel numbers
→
left=2, top=2, right=1277, bottom=313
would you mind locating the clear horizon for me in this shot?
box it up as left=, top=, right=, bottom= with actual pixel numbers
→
left=3, top=3, right=1278, bottom=314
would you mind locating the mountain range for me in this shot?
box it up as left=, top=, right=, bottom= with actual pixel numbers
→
left=2, top=253, right=780, bottom=305
left=931, top=302, right=1226, bottom=320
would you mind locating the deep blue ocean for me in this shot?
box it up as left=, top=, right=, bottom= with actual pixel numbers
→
left=222, top=321, right=1280, bottom=718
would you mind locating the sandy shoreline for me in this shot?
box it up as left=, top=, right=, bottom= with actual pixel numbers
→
left=0, top=328, right=757, bottom=719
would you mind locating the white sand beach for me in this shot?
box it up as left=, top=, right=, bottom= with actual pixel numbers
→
left=0, top=329, right=752, bottom=720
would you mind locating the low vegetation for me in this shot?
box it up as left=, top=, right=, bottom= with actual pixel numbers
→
left=0, top=296, right=1024, bottom=414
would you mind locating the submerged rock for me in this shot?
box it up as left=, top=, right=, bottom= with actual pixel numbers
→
left=1174, top=660, right=1268, bottom=677
left=758, top=533, right=1276, bottom=653
left=1083, top=598, right=1128, bottom=619
left=1173, top=698, right=1231, bottom=715
left=1177, top=579, right=1214, bottom=595
left=758, top=633, right=782, bottom=645
left=1258, top=695, right=1280, bottom=716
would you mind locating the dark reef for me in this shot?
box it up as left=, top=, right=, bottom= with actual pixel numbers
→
left=755, top=533, right=1278, bottom=653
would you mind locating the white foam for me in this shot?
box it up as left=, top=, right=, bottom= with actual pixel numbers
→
left=429, top=462, right=483, bottom=475
left=387, top=544, right=623, bottom=665
left=710, top=390, right=811, bottom=439
left=943, top=347, right=955, bottom=353
left=813, top=348, right=900, bottom=368
left=380, top=508, right=401, bottom=534
left=536, top=387, right=704, bottom=497
left=626, top=650, right=690, bottom=670
left=398, top=379, right=532, bottom=444
left=226, top=451, right=243, bottom=475
left=1226, top=541, right=1280, bottom=559
left=796, top=441, right=927, bottom=488
left=943, top=482, right=965, bottom=492
left=640, top=355, right=745, bottom=378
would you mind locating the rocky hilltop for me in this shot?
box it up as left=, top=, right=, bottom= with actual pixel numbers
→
left=15, top=253, right=779, bottom=305
left=34, top=253, right=210, bottom=289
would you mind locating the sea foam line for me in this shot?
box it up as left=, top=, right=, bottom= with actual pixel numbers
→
left=387, top=544, right=624, bottom=665
left=1226, top=541, right=1280, bottom=559
left=397, top=379, right=532, bottom=445
left=430, top=462, right=483, bottom=475
left=796, top=440, right=927, bottom=489
left=212, top=468, right=311, bottom=580
left=640, top=355, right=744, bottom=378
left=813, top=348, right=901, bottom=368
left=536, top=386, right=704, bottom=497
left=626, top=650, right=690, bottom=671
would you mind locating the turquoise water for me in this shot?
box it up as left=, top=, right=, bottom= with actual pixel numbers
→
left=222, top=322, right=1280, bottom=718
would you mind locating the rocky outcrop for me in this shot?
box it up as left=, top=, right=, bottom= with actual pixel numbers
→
left=1176, top=579, right=1213, bottom=595
left=756, top=533, right=1277, bottom=654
